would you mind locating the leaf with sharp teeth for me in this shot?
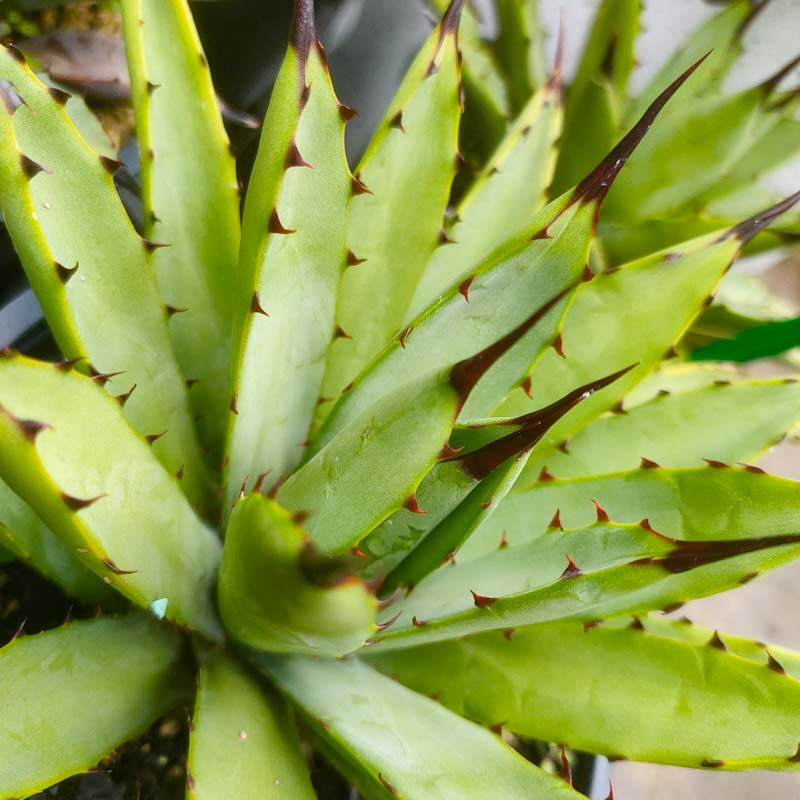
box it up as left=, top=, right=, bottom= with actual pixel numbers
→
left=309, top=59, right=702, bottom=455
left=0, top=355, right=222, bottom=639
left=218, top=493, right=376, bottom=657
left=369, top=616, right=800, bottom=770
left=410, top=75, right=563, bottom=317
left=463, top=465, right=800, bottom=561
left=550, top=0, right=640, bottom=196
left=120, top=0, right=241, bottom=463
left=0, top=615, right=192, bottom=800
left=225, top=0, right=350, bottom=511
left=0, top=478, right=116, bottom=605
left=0, top=45, right=214, bottom=516
left=520, top=378, right=800, bottom=484
left=368, top=517, right=800, bottom=651
left=316, top=0, right=465, bottom=420
left=187, top=647, right=316, bottom=799
left=256, top=654, right=589, bottom=799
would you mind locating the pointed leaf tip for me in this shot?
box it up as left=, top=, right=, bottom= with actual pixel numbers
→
left=573, top=52, right=710, bottom=206
left=726, top=190, right=800, bottom=245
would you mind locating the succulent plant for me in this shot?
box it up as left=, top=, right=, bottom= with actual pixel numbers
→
left=1, top=0, right=800, bottom=797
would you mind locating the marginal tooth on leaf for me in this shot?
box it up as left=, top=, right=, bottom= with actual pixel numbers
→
left=661, top=601, right=684, bottom=614
left=253, top=471, right=270, bottom=493
left=347, top=250, right=367, bottom=266
left=399, top=325, right=413, bottom=349
left=454, top=151, right=465, bottom=171
left=424, top=60, right=441, bottom=79
left=639, top=518, right=672, bottom=542
left=560, top=747, right=573, bottom=786
left=351, top=547, right=367, bottom=559
left=738, top=571, right=759, bottom=586
left=530, top=226, right=553, bottom=241
left=286, top=140, right=313, bottom=169
left=470, top=589, right=497, bottom=608
left=703, top=458, right=729, bottom=469
left=581, top=264, right=594, bottom=282
left=55, top=357, right=82, bottom=371
left=145, top=430, right=166, bottom=445
left=548, top=509, right=563, bottom=531
left=458, top=275, right=474, bottom=301
left=291, top=510, right=309, bottom=526
left=403, top=494, right=427, bottom=514
left=230, top=393, right=238, bottom=415
left=557, top=440, right=570, bottom=454
left=146, top=81, right=160, bottom=96
left=7, top=44, right=26, bottom=64
left=592, top=499, right=609, bottom=523
left=539, top=467, right=555, bottom=482
left=99, top=156, right=125, bottom=174
left=142, top=239, right=170, bottom=253
left=115, top=384, right=137, bottom=407
left=573, top=53, right=710, bottom=207
left=629, top=616, right=645, bottom=631
left=165, top=305, right=186, bottom=317
left=663, top=346, right=679, bottom=359
left=499, top=532, right=508, bottom=549
left=583, top=620, right=601, bottom=632
left=378, top=773, right=399, bottom=796
left=411, top=615, right=428, bottom=627
left=389, top=109, right=405, bottom=131
left=438, top=440, right=463, bottom=460
left=250, top=291, right=269, bottom=316
left=521, top=376, right=532, bottom=399
left=335, top=326, right=352, bottom=340
left=338, top=103, right=358, bottom=122
left=20, top=154, right=50, bottom=179
left=175, top=464, right=184, bottom=480
left=480, top=500, right=491, bottom=510
left=0, top=79, right=25, bottom=113
left=610, top=401, right=626, bottom=415
left=708, top=630, right=727, bottom=651
left=560, top=555, right=582, bottom=579
left=552, top=333, right=565, bottom=358
left=503, top=628, right=516, bottom=640
left=300, top=84, right=311, bottom=108
left=738, top=462, right=766, bottom=474
left=61, top=492, right=105, bottom=511
left=342, top=381, right=353, bottom=393
left=761, top=52, right=800, bottom=94
left=640, top=457, right=660, bottom=469
left=766, top=650, right=786, bottom=674
left=439, top=228, right=456, bottom=245
left=12, top=416, right=50, bottom=441
left=268, top=209, right=296, bottom=234
left=351, top=174, right=372, bottom=195
left=55, top=261, right=79, bottom=284
left=48, top=86, right=71, bottom=105
left=90, top=369, right=124, bottom=386
left=377, top=587, right=403, bottom=610
left=725, top=190, right=800, bottom=245
left=701, top=759, right=725, bottom=769
left=375, top=611, right=402, bottom=632
left=317, top=396, right=332, bottom=405
left=102, top=557, right=137, bottom=575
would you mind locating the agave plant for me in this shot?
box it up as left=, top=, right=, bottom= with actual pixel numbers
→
left=2, top=0, right=800, bottom=797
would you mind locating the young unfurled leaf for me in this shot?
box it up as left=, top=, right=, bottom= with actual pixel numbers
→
left=120, top=0, right=241, bottom=462
left=464, top=465, right=800, bottom=560
left=0, top=46, right=214, bottom=513
left=258, top=654, right=588, bottom=799
left=225, top=3, right=351, bottom=506
left=0, top=354, right=222, bottom=639
left=218, top=493, right=375, bottom=657
left=691, top=315, right=800, bottom=363
left=370, top=616, right=800, bottom=770
left=520, top=378, right=800, bottom=483
left=371, top=517, right=800, bottom=650
left=187, top=647, right=316, bottom=799
left=0, top=478, right=115, bottom=605
left=0, top=615, right=191, bottom=799
left=316, top=0, right=465, bottom=415
left=409, top=74, right=563, bottom=317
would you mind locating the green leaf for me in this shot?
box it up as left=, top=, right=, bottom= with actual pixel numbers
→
left=0, top=47, right=214, bottom=514
left=409, top=74, right=562, bottom=317
left=551, top=0, right=640, bottom=195
left=259, top=654, right=588, bottom=799
left=369, top=616, right=800, bottom=770
left=219, top=493, right=375, bottom=656
left=316, top=1, right=464, bottom=415
left=520, top=377, right=800, bottom=482
left=463, top=464, right=800, bottom=560
left=0, top=614, right=191, bottom=799
left=226, top=5, right=351, bottom=506
left=120, top=0, right=241, bottom=462
left=365, top=368, right=631, bottom=593
left=621, top=361, right=739, bottom=407
left=691, top=314, right=800, bottom=363
left=493, top=0, right=539, bottom=112
left=187, top=647, right=316, bottom=798
left=0, top=478, right=115, bottom=605
left=0, top=354, right=222, bottom=639
left=490, top=229, right=742, bottom=447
